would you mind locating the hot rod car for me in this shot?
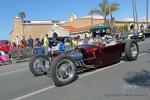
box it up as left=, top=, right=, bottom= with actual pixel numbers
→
left=29, top=39, right=139, bottom=86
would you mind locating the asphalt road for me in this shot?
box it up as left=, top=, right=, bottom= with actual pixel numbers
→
left=0, top=39, right=150, bottom=100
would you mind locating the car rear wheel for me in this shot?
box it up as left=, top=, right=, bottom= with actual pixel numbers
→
left=29, top=55, right=51, bottom=76
left=125, top=39, right=139, bottom=61
left=51, top=55, right=77, bottom=86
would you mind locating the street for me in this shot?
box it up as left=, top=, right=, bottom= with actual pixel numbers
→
left=0, top=39, right=150, bottom=100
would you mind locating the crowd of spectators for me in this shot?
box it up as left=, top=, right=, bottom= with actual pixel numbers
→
left=12, top=35, right=43, bottom=48
left=11, top=30, right=127, bottom=53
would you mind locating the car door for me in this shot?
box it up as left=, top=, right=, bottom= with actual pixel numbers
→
left=101, top=43, right=122, bottom=66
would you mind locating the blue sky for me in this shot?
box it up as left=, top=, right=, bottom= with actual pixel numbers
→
left=0, top=0, right=149, bottom=40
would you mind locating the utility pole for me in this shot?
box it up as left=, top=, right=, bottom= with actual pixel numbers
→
left=132, top=0, right=139, bottom=31
left=132, top=0, right=136, bottom=25
left=146, top=0, right=148, bottom=28
left=134, top=0, right=139, bottom=30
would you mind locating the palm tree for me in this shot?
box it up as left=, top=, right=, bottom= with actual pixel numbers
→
left=19, top=12, right=26, bottom=35
left=89, top=9, right=101, bottom=28
left=99, top=0, right=109, bottom=25
left=109, top=3, right=119, bottom=21
left=19, top=12, right=26, bottom=22
left=90, top=0, right=119, bottom=25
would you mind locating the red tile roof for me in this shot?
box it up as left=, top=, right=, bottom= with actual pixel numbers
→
left=62, top=24, right=100, bottom=33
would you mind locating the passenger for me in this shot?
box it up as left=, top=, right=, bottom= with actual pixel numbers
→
left=64, top=39, right=70, bottom=51
left=107, top=38, right=117, bottom=46
left=101, top=35, right=108, bottom=45
left=72, top=36, right=78, bottom=47
left=84, top=34, right=88, bottom=39
left=84, top=33, right=90, bottom=40
left=59, top=39, right=66, bottom=52
left=76, top=35, right=80, bottom=40
left=77, top=39, right=83, bottom=46
left=51, top=41, right=60, bottom=52
left=88, top=37, right=94, bottom=45
left=95, top=35, right=101, bottom=42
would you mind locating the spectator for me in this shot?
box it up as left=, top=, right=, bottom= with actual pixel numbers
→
left=14, top=35, right=21, bottom=46
left=43, top=34, right=49, bottom=47
left=20, top=36, right=27, bottom=48
left=27, top=35, right=34, bottom=47
left=34, top=38, right=41, bottom=47
left=12, top=42, right=16, bottom=47
left=43, top=34, right=51, bottom=55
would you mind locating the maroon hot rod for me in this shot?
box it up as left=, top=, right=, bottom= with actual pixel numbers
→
left=29, top=39, right=139, bottom=86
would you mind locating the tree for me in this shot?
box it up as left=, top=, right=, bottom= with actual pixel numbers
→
left=89, top=9, right=101, bottom=28
left=19, top=12, right=26, bottom=35
left=109, top=3, right=119, bottom=20
left=123, top=24, right=129, bottom=33
left=19, top=12, right=26, bottom=22
left=99, top=0, right=109, bottom=25
left=89, top=0, right=119, bottom=25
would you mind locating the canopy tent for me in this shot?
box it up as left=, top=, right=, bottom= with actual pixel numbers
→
left=91, top=26, right=110, bottom=30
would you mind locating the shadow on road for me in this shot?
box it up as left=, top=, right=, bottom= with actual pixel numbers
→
left=121, top=56, right=129, bottom=61
left=124, top=70, right=150, bottom=88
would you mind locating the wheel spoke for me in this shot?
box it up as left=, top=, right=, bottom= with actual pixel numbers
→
left=131, top=44, right=138, bottom=57
left=57, top=70, right=65, bottom=79
left=33, top=57, right=48, bottom=72
left=56, top=59, right=75, bottom=82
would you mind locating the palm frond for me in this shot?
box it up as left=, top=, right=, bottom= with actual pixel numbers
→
left=110, top=3, right=119, bottom=12
left=19, top=12, right=26, bottom=20
left=89, top=9, right=101, bottom=15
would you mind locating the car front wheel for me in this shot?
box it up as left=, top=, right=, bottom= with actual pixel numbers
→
left=51, top=55, right=77, bottom=86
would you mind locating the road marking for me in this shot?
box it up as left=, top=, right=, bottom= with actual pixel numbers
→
left=13, top=85, right=55, bottom=100
left=0, top=68, right=28, bottom=77
left=13, top=53, right=148, bottom=100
